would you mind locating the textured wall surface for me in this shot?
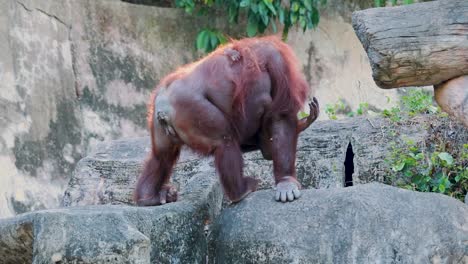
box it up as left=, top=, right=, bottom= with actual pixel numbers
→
left=0, top=0, right=399, bottom=217
left=0, top=0, right=80, bottom=217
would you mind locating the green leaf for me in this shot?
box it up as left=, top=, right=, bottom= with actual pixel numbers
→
left=298, top=111, right=309, bottom=119
left=196, top=30, right=209, bottom=52
left=263, top=0, right=277, bottom=15
left=438, top=152, right=454, bottom=165
left=247, top=16, right=258, bottom=37
left=250, top=3, right=258, bottom=13
left=217, top=32, right=227, bottom=44
left=438, top=183, right=446, bottom=193
left=374, top=0, right=384, bottom=7
left=290, top=12, right=298, bottom=23
left=303, top=0, right=313, bottom=11
left=292, top=2, right=300, bottom=12
left=311, top=6, right=319, bottom=26
left=392, top=161, right=405, bottom=172
left=260, top=13, right=269, bottom=26
left=271, top=20, right=277, bottom=33
left=258, top=1, right=266, bottom=14
left=240, top=0, right=250, bottom=7
left=257, top=19, right=267, bottom=33
left=185, top=6, right=194, bottom=13
left=299, top=15, right=306, bottom=31
left=415, top=153, right=424, bottom=160
left=282, top=24, right=290, bottom=40
left=228, top=5, right=239, bottom=23
left=210, top=33, right=218, bottom=50
left=428, top=105, right=438, bottom=113
left=278, top=8, right=285, bottom=24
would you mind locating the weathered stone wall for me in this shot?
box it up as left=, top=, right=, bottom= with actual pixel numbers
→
left=0, top=0, right=399, bottom=217
left=0, top=0, right=80, bottom=217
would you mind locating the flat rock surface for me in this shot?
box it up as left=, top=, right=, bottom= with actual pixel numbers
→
left=210, top=183, right=468, bottom=263
left=1, top=171, right=222, bottom=264
left=62, top=137, right=212, bottom=206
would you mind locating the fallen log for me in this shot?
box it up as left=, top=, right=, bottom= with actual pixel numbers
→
left=352, top=0, right=468, bottom=88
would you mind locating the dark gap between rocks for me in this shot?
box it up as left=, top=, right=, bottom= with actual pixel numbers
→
left=344, top=142, right=354, bottom=187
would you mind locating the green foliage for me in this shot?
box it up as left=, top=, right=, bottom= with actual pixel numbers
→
left=325, top=100, right=369, bottom=120
left=356, top=102, right=369, bottom=116
left=196, top=29, right=228, bottom=52
left=347, top=102, right=369, bottom=117
left=386, top=141, right=468, bottom=201
left=316, top=90, right=466, bottom=200
left=401, top=89, right=438, bottom=116
left=297, top=111, right=309, bottom=119
left=175, top=0, right=327, bottom=52
left=374, top=0, right=413, bottom=7
left=381, top=89, right=443, bottom=123
left=323, top=91, right=466, bottom=201
left=382, top=106, right=402, bottom=122
left=324, top=100, right=346, bottom=120
left=381, top=89, right=467, bottom=202
left=325, top=90, right=442, bottom=122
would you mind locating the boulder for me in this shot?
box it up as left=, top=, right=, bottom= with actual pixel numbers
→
left=209, top=183, right=468, bottom=263
left=3, top=137, right=223, bottom=263
left=434, top=75, right=468, bottom=127
left=62, top=116, right=467, bottom=208
left=61, top=137, right=213, bottom=206
left=0, top=170, right=222, bottom=264
left=2, top=122, right=467, bottom=263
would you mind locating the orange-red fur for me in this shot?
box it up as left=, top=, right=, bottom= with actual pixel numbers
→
left=135, top=36, right=314, bottom=205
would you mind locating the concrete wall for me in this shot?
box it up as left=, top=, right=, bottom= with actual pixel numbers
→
left=0, top=0, right=398, bottom=218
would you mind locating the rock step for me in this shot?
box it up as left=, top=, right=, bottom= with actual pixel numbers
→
left=210, top=183, right=468, bottom=263
left=0, top=171, right=222, bottom=264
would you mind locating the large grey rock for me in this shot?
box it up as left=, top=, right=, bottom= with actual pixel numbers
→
left=61, top=137, right=211, bottom=206
left=60, top=120, right=354, bottom=207
left=3, top=128, right=467, bottom=263
left=62, top=116, right=467, bottom=207
left=209, top=183, right=468, bottom=263
left=1, top=134, right=224, bottom=263
left=0, top=171, right=222, bottom=264
left=434, top=75, right=468, bottom=127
